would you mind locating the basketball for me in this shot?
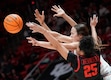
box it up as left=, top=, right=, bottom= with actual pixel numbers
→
left=3, top=14, right=23, bottom=34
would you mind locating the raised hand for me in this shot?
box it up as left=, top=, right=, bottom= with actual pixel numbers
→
left=90, top=15, right=98, bottom=46
left=34, top=9, right=45, bottom=25
left=90, top=15, right=98, bottom=27
left=26, top=37, right=39, bottom=46
left=26, top=22, right=45, bottom=33
left=51, top=5, right=65, bottom=17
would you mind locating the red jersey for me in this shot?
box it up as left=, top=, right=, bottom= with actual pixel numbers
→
left=67, top=51, right=103, bottom=80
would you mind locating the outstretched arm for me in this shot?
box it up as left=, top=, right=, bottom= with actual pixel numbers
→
left=26, top=36, right=78, bottom=51
left=27, top=37, right=56, bottom=50
left=90, top=14, right=98, bottom=45
left=51, top=5, right=77, bottom=27
left=90, top=15, right=109, bottom=49
left=26, top=22, right=70, bottom=60
left=48, top=31, right=73, bottom=43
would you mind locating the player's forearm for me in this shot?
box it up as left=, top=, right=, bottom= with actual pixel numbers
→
left=37, top=41, right=56, bottom=50
left=43, top=30, right=68, bottom=60
left=57, top=36, right=73, bottom=43
left=43, top=30, right=62, bottom=49
left=91, top=26, right=98, bottom=45
left=38, top=40, right=75, bottom=51
left=41, top=22, right=51, bottom=31
left=49, top=31, right=73, bottom=43
left=62, top=13, right=77, bottom=27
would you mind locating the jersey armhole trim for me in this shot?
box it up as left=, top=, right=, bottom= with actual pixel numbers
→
left=74, top=56, right=80, bottom=72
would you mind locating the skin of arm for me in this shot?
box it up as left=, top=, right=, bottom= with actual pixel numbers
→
left=27, top=37, right=78, bottom=51
left=49, top=31, right=73, bottom=43
left=51, top=5, right=77, bottom=27
left=26, top=22, right=76, bottom=60
left=27, top=37, right=55, bottom=50
left=40, top=29, right=69, bottom=60
left=90, top=14, right=98, bottom=45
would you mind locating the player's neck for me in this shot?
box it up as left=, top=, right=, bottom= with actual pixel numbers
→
left=78, top=50, right=84, bottom=56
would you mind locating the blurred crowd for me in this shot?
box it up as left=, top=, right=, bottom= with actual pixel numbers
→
left=0, top=0, right=111, bottom=80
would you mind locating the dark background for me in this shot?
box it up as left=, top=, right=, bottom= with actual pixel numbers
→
left=0, top=0, right=111, bottom=80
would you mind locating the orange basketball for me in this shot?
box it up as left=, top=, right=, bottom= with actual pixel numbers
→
left=3, top=14, right=23, bottom=34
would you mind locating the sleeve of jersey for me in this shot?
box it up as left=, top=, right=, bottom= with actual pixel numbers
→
left=67, top=51, right=78, bottom=69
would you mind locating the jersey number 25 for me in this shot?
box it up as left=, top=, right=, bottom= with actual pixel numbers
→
left=83, top=63, right=98, bottom=78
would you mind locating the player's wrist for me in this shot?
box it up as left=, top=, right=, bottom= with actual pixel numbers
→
left=41, top=27, right=46, bottom=34
left=91, top=26, right=96, bottom=28
left=61, top=12, right=66, bottom=17
left=41, top=22, right=45, bottom=26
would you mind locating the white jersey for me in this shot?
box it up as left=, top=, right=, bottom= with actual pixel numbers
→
left=100, top=55, right=111, bottom=80
left=73, top=50, right=111, bottom=79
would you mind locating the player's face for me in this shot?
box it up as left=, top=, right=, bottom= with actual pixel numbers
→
left=70, top=27, right=81, bottom=41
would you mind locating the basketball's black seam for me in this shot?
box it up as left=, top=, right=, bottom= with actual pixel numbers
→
left=8, top=15, right=21, bottom=28
left=4, top=21, right=18, bottom=27
left=18, top=16, right=23, bottom=29
left=4, top=21, right=20, bottom=31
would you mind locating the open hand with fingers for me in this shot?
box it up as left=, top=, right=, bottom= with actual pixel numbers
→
left=51, top=5, right=65, bottom=17
left=26, top=22, right=45, bottom=33
left=34, top=9, right=45, bottom=25
left=90, top=15, right=98, bottom=27
left=26, top=37, right=39, bottom=46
